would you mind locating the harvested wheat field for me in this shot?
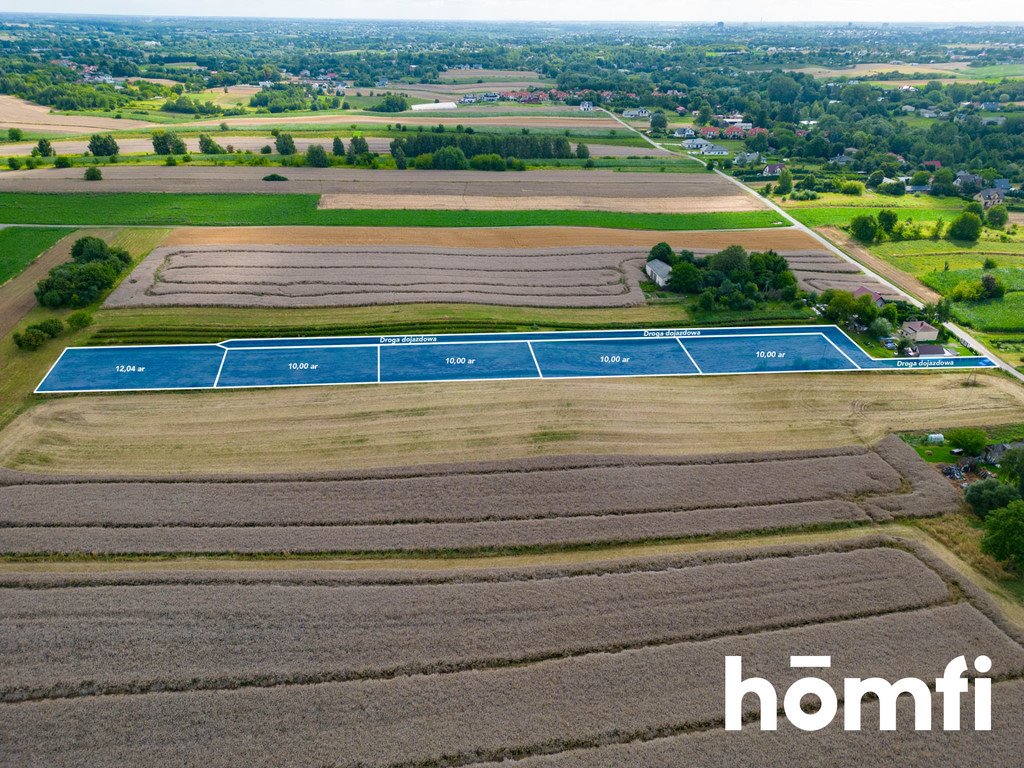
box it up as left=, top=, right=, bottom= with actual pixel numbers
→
left=0, top=537, right=1021, bottom=766
left=0, top=167, right=749, bottom=207
left=0, top=95, right=155, bottom=134
left=0, top=437, right=957, bottom=555
left=818, top=227, right=942, bottom=303
left=162, top=225, right=822, bottom=250
left=106, top=245, right=647, bottom=308
left=4, top=371, right=1024, bottom=476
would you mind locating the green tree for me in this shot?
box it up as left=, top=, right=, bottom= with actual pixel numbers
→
left=368, top=94, right=409, bottom=113
left=431, top=145, right=469, bottom=170
left=198, top=134, right=225, bottom=154
left=36, top=138, right=54, bottom=157
left=332, top=137, right=345, bottom=156
left=930, top=168, right=956, bottom=196
left=868, top=317, right=892, bottom=338
left=823, top=291, right=858, bottom=324
left=946, top=427, right=987, bottom=456
left=274, top=133, right=296, bottom=155
left=650, top=111, right=668, bottom=132
left=648, top=242, right=675, bottom=263
left=7, top=127, right=23, bottom=141
left=849, top=214, right=879, bottom=243
left=965, top=479, right=1021, bottom=519
left=668, top=262, right=704, bottom=293
left=87, top=134, right=119, bottom=157
left=947, top=212, right=982, bottom=243
left=84, top=166, right=102, bottom=181
left=986, top=205, right=1009, bottom=229
left=910, top=170, right=931, bottom=186
left=151, top=131, right=186, bottom=155
left=775, top=168, right=793, bottom=195
left=1002, top=449, right=1024, bottom=495
left=575, top=143, right=590, bottom=159
left=305, top=144, right=330, bottom=167
left=877, top=209, right=898, bottom=234
left=982, top=500, right=1024, bottom=571
left=392, top=144, right=407, bottom=169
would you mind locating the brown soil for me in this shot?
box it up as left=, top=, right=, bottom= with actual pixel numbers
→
left=4, top=371, right=1022, bottom=476
left=0, top=166, right=748, bottom=201
left=0, top=95, right=154, bottom=134
left=183, top=113, right=622, bottom=130
left=162, top=226, right=821, bottom=250
left=317, top=192, right=758, bottom=213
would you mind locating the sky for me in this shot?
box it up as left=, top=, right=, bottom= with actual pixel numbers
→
left=2, top=1, right=1021, bottom=23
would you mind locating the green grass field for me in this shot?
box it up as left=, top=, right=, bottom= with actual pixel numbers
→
left=0, top=193, right=784, bottom=229
left=952, top=292, right=1024, bottom=332
left=781, top=191, right=964, bottom=211
left=790, top=206, right=961, bottom=228
left=921, top=268, right=1024, bottom=295
left=0, top=227, right=74, bottom=285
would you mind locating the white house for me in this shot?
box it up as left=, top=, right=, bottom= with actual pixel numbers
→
left=622, top=108, right=651, bottom=119
left=645, top=259, right=673, bottom=288
left=762, top=163, right=786, bottom=176
left=701, top=144, right=729, bottom=156
left=681, top=138, right=712, bottom=150
left=899, top=320, right=939, bottom=342
left=674, top=126, right=696, bottom=138
left=579, top=101, right=594, bottom=112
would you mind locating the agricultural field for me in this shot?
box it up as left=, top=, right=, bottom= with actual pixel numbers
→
left=0, top=226, right=73, bottom=285
left=0, top=95, right=155, bottom=134
left=1, top=535, right=1021, bottom=766
left=0, top=436, right=958, bottom=554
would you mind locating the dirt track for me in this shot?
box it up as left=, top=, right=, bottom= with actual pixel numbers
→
left=182, top=112, right=622, bottom=130
left=818, top=226, right=943, bottom=303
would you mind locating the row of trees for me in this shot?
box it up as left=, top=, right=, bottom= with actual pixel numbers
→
left=34, top=237, right=132, bottom=309
left=389, top=133, right=582, bottom=160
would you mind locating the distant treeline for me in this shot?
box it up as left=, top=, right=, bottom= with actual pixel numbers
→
left=390, top=134, right=575, bottom=159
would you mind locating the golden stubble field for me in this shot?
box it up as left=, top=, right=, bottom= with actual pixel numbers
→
left=3, top=371, right=1023, bottom=476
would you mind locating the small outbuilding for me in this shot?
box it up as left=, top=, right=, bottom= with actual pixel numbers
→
left=645, top=259, right=673, bottom=288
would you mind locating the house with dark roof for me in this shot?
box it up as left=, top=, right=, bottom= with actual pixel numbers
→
left=853, top=286, right=886, bottom=308
left=762, top=163, right=786, bottom=176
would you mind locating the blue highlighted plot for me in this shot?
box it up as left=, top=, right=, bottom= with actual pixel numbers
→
left=36, top=345, right=225, bottom=393
left=215, top=346, right=378, bottom=388
left=380, top=341, right=540, bottom=382
left=682, top=333, right=855, bottom=375
left=35, top=325, right=996, bottom=394
left=531, top=338, right=698, bottom=378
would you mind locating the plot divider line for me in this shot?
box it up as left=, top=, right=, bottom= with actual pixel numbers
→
left=377, top=345, right=381, bottom=383
left=212, top=348, right=229, bottom=387
left=526, top=341, right=544, bottom=378
left=676, top=338, right=703, bottom=374
left=820, top=333, right=862, bottom=370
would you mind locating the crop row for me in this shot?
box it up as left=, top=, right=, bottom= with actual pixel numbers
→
left=2, top=603, right=1019, bottom=767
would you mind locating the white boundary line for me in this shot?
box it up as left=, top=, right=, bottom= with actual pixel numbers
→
left=819, top=333, right=862, bottom=370
left=32, top=347, right=70, bottom=395
left=212, top=348, right=229, bottom=387
left=526, top=341, right=543, bottom=378
left=376, top=345, right=381, bottom=383
left=675, top=337, right=703, bottom=374
left=35, top=324, right=995, bottom=394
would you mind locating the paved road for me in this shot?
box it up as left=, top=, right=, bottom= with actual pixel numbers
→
left=604, top=109, right=1024, bottom=385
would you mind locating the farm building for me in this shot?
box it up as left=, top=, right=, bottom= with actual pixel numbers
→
left=645, top=259, right=672, bottom=288
left=984, top=441, right=1024, bottom=464
left=579, top=101, right=594, bottom=111
left=411, top=101, right=457, bottom=111
left=900, top=320, right=939, bottom=342
left=762, top=163, right=786, bottom=176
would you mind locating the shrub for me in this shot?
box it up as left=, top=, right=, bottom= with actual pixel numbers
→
left=982, top=500, right=1024, bottom=572
left=982, top=257, right=997, bottom=270
left=432, top=145, right=469, bottom=170
left=274, top=133, right=296, bottom=155
left=414, top=152, right=434, bottom=170
left=838, top=180, right=864, bottom=195
left=54, top=156, right=72, bottom=168
left=29, top=318, right=64, bottom=338
left=66, top=311, right=93, bottom=330
left=505, top=157, right=527, bottom=171
left=868, top=317, right=892, bottom=338
left=947, top=212, right=982, bottom=243
left=965, top=480, right=1021, bottom=519
left=877, top=209, right=898, bottom=233
left=164, top=155, right=177, bottom=166
left=986, top=205, right=1008, bottom=229
left=877, top=181, right=906, bottom=196
left=849, top=214, right=878, bottom=243
left=84, top=166, right=102, bottom=181
left=262, top=173, right=287, bottom=181
left=469, top=153, right=506, bottom=171
left=946, top=427, right=987, bottom=456
left=260, top=145, right=272, bottom=154
left=981, top=273, right=1005, bottom=299
left=12, top=328, right=46, bottom=351
left=949, top=280, right=984, bottom=302
left=6, top=157, right=21, bottom=170
left=198, top=134, right=226, bottom=154
left=305, top=144, right=330, bottom=167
